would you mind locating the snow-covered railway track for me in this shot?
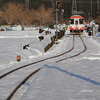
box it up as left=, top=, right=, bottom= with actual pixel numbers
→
left=6, top=68, right=41, bottom=100
left=56, top=35, right=87, bottom=62
left=0, top=36, right=75, bottom=100
left=0, top=36, right=74, bottom=80
left=0, top=35, right=87, bottom=100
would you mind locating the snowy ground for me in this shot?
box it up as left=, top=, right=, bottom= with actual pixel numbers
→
left=0, top=27, right=100, bottom=100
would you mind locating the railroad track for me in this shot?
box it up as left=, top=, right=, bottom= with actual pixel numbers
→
left=56, top=35, right=87, bottom=62
left=6, top=68, right=41, bottom=100
left=0, top=36, right=74, bottom=79
left=0, top=35, right=87, bottom=100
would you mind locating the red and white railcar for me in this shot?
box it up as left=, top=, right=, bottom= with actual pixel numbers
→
left=69, top=15, right=85, bottom=34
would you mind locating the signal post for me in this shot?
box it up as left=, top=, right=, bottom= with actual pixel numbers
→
left=55, top=1, right=61, bottom=41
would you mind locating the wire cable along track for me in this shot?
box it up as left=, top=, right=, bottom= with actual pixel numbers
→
left=56, top=35, right=87, bottom=62
left=0, top=36, right=75, bottom=79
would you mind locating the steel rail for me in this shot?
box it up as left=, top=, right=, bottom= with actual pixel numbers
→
left=6, top=68, right=41, bottom=100
left=5, top=35, right=86, bottom=100
left=56, top=35, right=86, bottom=62
left=0, top=36, right=74, bottom=79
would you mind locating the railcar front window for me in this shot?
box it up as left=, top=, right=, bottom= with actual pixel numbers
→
left=75, top=20, right=78, bottom=25
left=79, top=19, right=84, bottom=24
left=70, top=19, right=74, bottom=24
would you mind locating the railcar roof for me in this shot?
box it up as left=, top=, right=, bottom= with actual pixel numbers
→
left=70, top=15, right=84, bottom=19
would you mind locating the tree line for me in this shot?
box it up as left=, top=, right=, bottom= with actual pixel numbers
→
left=0, top=0, right=100, bottom=26
left=0, top=2, right=54, bottom=26
left=0, top=0, right=100, bottom=17
left=0, top=0, right=42, bottom=9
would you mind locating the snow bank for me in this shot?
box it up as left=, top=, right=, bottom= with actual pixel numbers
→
left=0, top=30, right=55, bottom=65
left=97, top=32, right=100, bottom=37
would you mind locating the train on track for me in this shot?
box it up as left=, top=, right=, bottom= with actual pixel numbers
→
left=69, top=15, right=85, bottom=35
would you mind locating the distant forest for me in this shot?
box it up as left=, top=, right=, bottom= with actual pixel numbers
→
left=0, top=0, right=42, bottom=9
left=0, top=0, right=100, bottom=24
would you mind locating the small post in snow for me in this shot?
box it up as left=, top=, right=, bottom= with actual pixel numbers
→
left=16, top=55, right=21, bottom=62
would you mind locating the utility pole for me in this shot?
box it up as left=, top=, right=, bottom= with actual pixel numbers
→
left=25, top=0, right=29, bottom=12
left=55, top=0, right=61, bottom=41
left=55, top=7, right=58, bottom=41
left=91, top=0, right=92, bottom=17
left=72, top=0, right=77, bottom=15
left=52, top=0, right=54, bottom=8
left=97, top=0, right=99, bottom=17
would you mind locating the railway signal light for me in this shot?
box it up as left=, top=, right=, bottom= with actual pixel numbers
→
left=57, top=1, right=61, bottom=9
left=55, top=1, right=61, bottom=41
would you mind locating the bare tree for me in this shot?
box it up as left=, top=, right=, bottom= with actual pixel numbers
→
left=16, top=7, right=36, bottom=26
left=0, top=2, right=20, bottom=25
left=35, top=4, right=54, bottom=26
left=0, top=3, right=54, bottom=26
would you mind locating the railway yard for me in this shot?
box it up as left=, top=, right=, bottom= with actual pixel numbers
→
left=0, top=28, right=100, bottom=100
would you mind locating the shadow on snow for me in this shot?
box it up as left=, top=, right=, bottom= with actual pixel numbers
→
left=44, top=64, right=100, bottom=85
